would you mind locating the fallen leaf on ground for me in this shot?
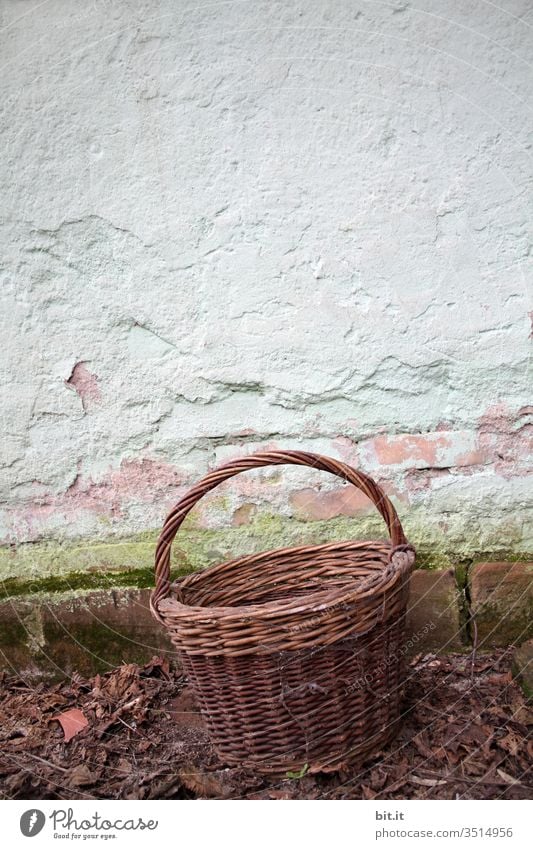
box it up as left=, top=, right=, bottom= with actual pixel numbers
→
left=411, top=775, right=447, bottom=787
left=115, top=757, right=132, bottom=775
left=362, top=784, right=377, bottom=798
left=0, top=648, right=530, bottom=801
left=70, top=763, right=98, bottom=786
left=178, top=763, right=230, bottom=798
left=142, top=656, right=171, bottom=679
left=53, top=708, right=88, bottom=742
left=412, top=733, right=434, bottom=759
left=497, top=768, right=518, bottom=785
left=497, top=731, right=522, bottom=757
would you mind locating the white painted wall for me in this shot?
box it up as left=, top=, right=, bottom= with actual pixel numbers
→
left=0, top=1, right=531, bottom=550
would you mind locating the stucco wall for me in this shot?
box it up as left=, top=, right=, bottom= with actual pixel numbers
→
left=1, top=0, right=531, bottom=556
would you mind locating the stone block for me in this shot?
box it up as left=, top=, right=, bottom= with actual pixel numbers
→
left=0, top=588, right=176, bottom=680
left=405, top=569, right=463, bottom=654
left=469, top=561, right=533, bottom=646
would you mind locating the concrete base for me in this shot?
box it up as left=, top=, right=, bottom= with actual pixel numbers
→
left=0, top=569, right=462, bottom=679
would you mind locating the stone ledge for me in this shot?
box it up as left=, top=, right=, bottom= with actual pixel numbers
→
left=1, top=562, right=530, bottom=679
left=0, top=570, right=466, bottom=679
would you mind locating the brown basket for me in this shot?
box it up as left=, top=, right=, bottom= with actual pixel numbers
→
left=151, top=450, right=415, bottom=773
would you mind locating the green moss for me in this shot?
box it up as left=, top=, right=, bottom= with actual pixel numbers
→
left=1, top=514, right=531, bottom=599
left=0, top=565, right=194, bottom=599
left=454, top=561, right=469, bottom=591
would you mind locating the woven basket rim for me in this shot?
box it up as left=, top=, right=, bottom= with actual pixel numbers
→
left=170, top=538, right=393, bottom=598
left=159, top=541, right=412, bottom=623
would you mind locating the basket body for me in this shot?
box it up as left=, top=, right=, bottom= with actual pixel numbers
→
left=151, top=451, right=415, bottom=773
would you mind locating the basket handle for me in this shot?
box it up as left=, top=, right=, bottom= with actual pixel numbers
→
left=151, top=450, right=409, bottom=615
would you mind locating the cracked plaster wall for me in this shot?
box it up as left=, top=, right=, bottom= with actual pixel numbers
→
left=0, top=0, right=531, bottom=554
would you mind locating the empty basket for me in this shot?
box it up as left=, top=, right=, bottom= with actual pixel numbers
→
left=150, top=450, right=415, bottom=773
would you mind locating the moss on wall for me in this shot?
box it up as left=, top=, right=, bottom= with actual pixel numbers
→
left=0, top=513, right=531, bottom=598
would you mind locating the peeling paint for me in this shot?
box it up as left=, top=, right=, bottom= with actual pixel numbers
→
left=65, top=362, right=101, bottom=410
left=0, top=1, right=530, bottom=559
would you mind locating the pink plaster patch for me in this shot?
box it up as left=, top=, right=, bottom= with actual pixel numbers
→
left=403, top=468, right=452, bottom=497
left=290, top=486, right=373, bottom=521
left=63, top=458, right=185, bottom=516
left=231, top=503, right=257, bottom=526
left=66, top=362, right=101, bottom=410
left=379, top=478, right=409, bottom=504
left=476, top=404, right=532, bottom=478
left=7, top=458, right=187, bottom=541
left=331, top=436, right=359, bottom=465
left=371, top=433, right=451, bottom=466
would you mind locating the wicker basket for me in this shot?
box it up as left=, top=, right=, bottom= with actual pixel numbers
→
left=151, top=450, right=415, bottom=773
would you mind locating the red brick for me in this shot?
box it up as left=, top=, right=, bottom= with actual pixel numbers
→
left=290, top=486, right=373, bottom=520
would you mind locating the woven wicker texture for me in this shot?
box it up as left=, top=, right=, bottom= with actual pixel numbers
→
left=151, top=450, right=415, bottom=773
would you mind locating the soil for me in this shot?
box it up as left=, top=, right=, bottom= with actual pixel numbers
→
left=0, top=649, right=531, bottom=800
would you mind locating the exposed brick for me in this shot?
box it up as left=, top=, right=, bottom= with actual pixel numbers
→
left=65, top=362, right=101, bottom=410
left=405, top=569, right=463, bottom=654
left=289, top=486, right=373, bottom=520
left=359, top=431, right=480, bottom=472
left=231, top=503, right=257, bottom=526
left=470, top=562, right=533, bottom=647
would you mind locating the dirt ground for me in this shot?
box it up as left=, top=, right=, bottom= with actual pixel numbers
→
left=0, top=648, right=531, bottom=800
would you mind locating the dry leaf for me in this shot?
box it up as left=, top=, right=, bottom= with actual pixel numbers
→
left=369, top=768, right=387, bottom=790
left=178, top=764, right=229, bottom=798
left=69, top=763, right=98, bottom=787
left=412, top=733, right=434, bottom=759
left=487, top=672, right=512, bottom=686
left=142, top=656, right=171, bottom=678
left=497, top=732, right=521, bottom=757
left=513, top=706, right=533, bottom=726
left=497, top=768, right=518, bottom=785
left=53, top=708, right=88, bottom=742
left=362, top=784, right=377, bottom=799
left=411, top=775, right=447, bottom=787
left=115, top=757, right=132, bottom=775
